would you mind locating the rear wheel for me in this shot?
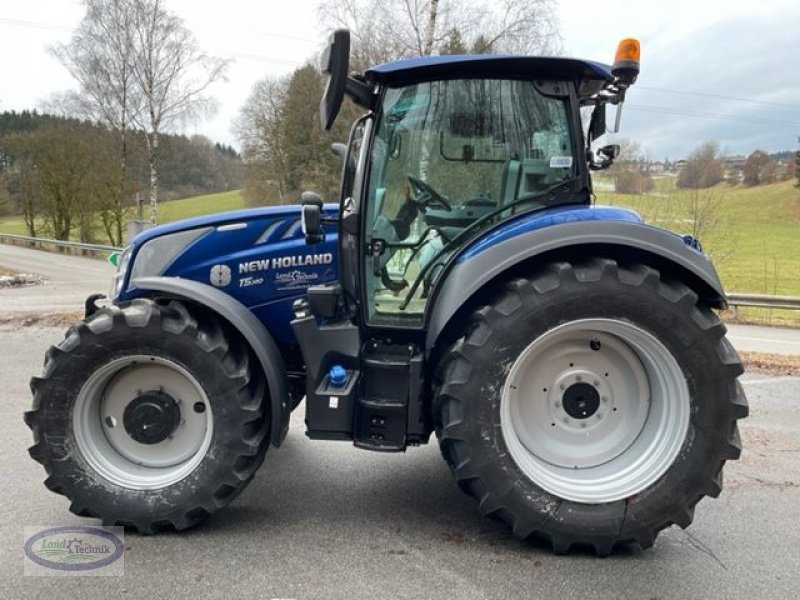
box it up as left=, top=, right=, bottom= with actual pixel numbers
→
left=435, top=258, right=747, bottom=555
left=25, top=299, right=269, bottom=533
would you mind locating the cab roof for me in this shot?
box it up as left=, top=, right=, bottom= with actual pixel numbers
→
left=365, top=55, right=614, bottom=87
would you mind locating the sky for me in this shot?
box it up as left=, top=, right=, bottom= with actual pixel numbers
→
left=1, top=0, right=799, bottom=160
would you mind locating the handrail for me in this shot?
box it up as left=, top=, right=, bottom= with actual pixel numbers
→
left=0, top=233, right=121, bottom=258
left=727, top=293, right=800, bottom=311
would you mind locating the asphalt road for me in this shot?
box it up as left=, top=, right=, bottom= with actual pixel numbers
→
left=726, top=323, right=800, bottom=356
left=0, top=244, right=113, bottom=314
left=1, top=324, right=799, bottom=599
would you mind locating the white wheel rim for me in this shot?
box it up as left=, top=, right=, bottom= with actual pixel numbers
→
left=500, top=318, right=690, bottom=503
left=73, top=356, right=213, bottom=490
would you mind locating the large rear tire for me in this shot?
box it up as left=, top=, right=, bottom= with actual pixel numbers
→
left=435, top=258, right=747, bottom=555
left=25, top=298, right=269, bottom=533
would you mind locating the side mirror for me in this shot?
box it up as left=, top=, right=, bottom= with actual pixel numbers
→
left=589, top=144, right=620, bottom=171
left=330, top=143, right=347, bottom=162
left=589, top=104, right=606, bottom=142
left=301, top=191, right=323, bottom=244
left=599, top=144, right=620, bottom=160
left=319, top=30, right=350, bottom=131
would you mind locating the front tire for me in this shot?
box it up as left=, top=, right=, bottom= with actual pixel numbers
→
left=435, top=258, right=747, bottom=555
left=25, top=298, right=270, bottom=533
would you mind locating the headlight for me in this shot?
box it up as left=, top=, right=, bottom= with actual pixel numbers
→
left=127, top=227, right=212, bottom=285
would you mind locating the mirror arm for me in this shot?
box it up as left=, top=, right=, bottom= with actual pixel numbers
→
left=345, top=76, right=375, bottom=110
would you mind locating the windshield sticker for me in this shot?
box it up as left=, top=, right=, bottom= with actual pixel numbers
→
left=549, top=156, right=573, bottom=168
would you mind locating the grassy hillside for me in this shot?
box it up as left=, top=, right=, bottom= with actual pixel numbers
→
left=597, top=177, right=800, bottom=326
left=154, top=190, right=247, bottom=222
left=597, top=178, right=800, bottom=296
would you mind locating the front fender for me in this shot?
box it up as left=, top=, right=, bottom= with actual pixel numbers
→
left=426, top=216, right=727, bottom=351
left=131, top=276, right=290, bottom=447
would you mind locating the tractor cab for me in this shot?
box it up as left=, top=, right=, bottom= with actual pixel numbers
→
left=303, top=31, right=637, bottom=329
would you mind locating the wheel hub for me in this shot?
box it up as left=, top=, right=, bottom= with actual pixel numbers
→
left=562, top=382, right=600, bottom=419
left=500, top=319, right=690, bottom=503
left=123, top=390, right=181, bottom=445
left=73, top=356, right=213, bottom=490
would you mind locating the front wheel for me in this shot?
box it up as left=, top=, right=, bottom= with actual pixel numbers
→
left=25, top=299, right=269, bottom=533
left=435, top=258, right=747, bottom=555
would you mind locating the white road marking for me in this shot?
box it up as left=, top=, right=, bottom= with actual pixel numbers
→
left=742, top=376, right=800, bottom=386
left=731, top=335, right=800, bottom=348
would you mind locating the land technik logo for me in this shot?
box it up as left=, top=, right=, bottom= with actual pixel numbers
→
left=24, top=526, right=124, bottom=576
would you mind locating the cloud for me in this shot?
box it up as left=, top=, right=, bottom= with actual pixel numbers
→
left=618, top=9, right=800, bottom=158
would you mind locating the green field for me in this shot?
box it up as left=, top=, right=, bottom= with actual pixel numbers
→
left=596, top=178, right=800, bottom=296
left=154, top=190, right=246, bottom=222
left=596, top=177, right=800, bottom=326
left=2, top=180, right=799, bottom=323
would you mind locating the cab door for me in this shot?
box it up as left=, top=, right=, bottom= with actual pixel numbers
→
left=337, top=117, right=371, bottom=318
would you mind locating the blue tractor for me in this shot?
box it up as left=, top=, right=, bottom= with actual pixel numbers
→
left=26, top=32, right=747, bottom=555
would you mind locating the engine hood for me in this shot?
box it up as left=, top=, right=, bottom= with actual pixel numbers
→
left=131, top=203, right=339, bottom=246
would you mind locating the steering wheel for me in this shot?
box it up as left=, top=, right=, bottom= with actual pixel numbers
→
left=408, top=175, right=452, bottom=212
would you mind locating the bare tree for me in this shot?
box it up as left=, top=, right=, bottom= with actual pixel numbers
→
left=318, top=0, right=561, bottom=66
left=234, top=75, right=290, bottom=204
left=317, top=0, right=394, bottom=69
left=480, top=0, right=562, bottom=54
left=423, top=0, right=440, bottom=55
left=7, top=125, right=102, bottom=241
left=127, top=0, right=228, bottom=223
left=52, top=0, right=141, bottom=245
left=677, top=141, right=724, bottom=190
left=236, top=64, right=355, bottom=205
left=0, top=178, right=10, bottom=217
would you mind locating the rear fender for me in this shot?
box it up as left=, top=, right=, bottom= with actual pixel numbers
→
left=131, top=276, right=290, bottom=446
left=426, top=216, right=727, bottom=352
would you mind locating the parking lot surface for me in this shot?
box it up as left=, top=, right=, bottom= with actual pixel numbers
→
left=1, top=324, right=798, bottom=599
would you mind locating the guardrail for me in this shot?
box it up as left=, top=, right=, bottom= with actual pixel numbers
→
left=0, top=233, right=121, bottom=259
left=727, top=293, right=800, bottom=311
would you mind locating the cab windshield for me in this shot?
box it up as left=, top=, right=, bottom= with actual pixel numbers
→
left=365, top=78, right=577, bottom=325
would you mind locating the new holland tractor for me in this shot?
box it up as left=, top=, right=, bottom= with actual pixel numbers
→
left=25, top=31, right=747, bottom=555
